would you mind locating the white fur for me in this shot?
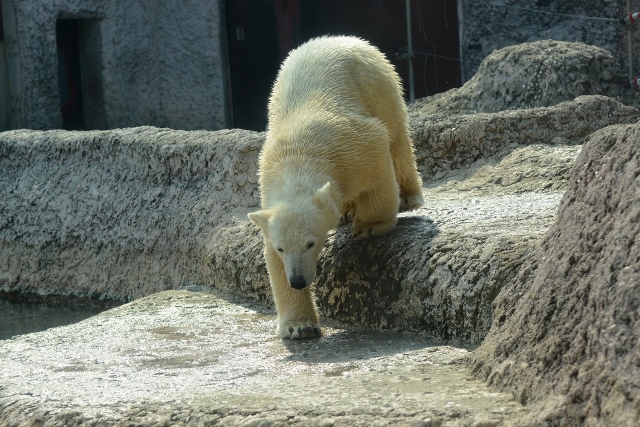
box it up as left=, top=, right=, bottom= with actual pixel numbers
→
left=249, top=36, right=424, bottom=339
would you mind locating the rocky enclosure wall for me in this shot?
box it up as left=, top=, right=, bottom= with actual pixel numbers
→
left=470, top=122, right=640, bottom=427
left=1, top=40, right=639, bottom=424
left=459, top=0, right=640, bottom=83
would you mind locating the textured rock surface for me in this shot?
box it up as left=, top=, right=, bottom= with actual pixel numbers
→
left=459, top=1, right=637, bottom=88
left=0, top=290, right=526, bottom=426
left=470, top=123, right=640, bottom=426
left=410, top=40, right=639, bottom=117
left=410, top=95, right=640, bottom=179
left=0, top=127, right=262, bottom=300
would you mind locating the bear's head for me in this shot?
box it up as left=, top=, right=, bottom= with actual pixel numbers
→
left=248, top=182, right=339, bottom=290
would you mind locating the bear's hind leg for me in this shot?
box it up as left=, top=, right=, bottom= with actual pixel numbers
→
left=352, top=164, right=400, bottom=239
left=264, top=246, right=322, bottom=339
left=390, top=131, right=425, bottom=212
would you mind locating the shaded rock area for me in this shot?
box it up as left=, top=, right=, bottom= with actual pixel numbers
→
left=470, top=123, right=640, bottom=426
left=410, top=40, right=639, bottom=117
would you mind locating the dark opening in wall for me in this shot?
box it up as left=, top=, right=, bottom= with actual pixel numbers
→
left=56, top=19, right=85, bottom=130
left=56, top=18, right=105, bottom=130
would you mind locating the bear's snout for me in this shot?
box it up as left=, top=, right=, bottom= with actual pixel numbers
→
left=289, top=275, right=307, bottom=290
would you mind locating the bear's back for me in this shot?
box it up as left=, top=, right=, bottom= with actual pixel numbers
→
left=268, top=36, right=403, bottom=123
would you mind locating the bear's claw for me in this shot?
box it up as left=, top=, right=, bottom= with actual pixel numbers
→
left=278, top=321, right=322, bottom=339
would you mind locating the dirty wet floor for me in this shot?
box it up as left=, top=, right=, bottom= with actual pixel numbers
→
left=0, top=290, right=525, bottom=426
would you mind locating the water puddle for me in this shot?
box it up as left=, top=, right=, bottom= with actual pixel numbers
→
left=0, top=296, right=122, bottom=340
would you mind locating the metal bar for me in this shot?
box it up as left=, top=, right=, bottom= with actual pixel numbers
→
left=628, top=0, right=634, bottom=86
left=405, top=0, right=415, bottom=102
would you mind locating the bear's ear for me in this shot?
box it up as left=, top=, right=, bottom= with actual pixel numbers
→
left=312, top=182, right=332, bottom=209
left=248, top=209, right=272, bottom=235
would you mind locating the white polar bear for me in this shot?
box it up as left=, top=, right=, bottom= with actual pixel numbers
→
left=249, top=36, right=424, bottom=339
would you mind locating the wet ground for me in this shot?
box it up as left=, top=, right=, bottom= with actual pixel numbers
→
left=0, top=290, right=526, bottom=426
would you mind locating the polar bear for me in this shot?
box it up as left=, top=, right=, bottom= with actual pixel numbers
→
left=248, top=36, right=424, bottom=339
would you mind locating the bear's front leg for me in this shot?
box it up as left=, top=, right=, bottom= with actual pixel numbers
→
left=264, top=246, right=322, bottom=339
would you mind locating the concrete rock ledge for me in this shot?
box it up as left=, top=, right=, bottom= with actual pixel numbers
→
left=410, top=95, right=639, bottom=180
left=0, top=127, right=262, bottom=300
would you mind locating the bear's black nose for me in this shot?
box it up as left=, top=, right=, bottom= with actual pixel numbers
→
left=289, top=275, right=307, bottom=290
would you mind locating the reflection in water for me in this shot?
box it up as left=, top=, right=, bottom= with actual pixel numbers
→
left=0, top=298, right=121, bottom=340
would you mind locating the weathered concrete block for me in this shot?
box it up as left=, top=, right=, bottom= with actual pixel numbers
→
left=0, top=127, right=262, bottom=299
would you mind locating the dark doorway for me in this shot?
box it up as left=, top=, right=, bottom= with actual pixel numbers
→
left=56, top=19, right=85, bottom=130
left=224, top=0, right=282, bottom=131
left=224, top=0, right=460, bottom=131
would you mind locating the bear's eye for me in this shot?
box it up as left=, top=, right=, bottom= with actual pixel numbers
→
left=277, top=247, right=284, bottom=253
left=306, top=242, right=315, bottom=249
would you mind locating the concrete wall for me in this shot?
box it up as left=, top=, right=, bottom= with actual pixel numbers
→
left=0, top=0, right=226, bottom=131
left=459, top=0, right=640, bottom=84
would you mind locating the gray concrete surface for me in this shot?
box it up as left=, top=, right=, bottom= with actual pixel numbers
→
left=1, top=0, right=225, bottom=130
left=0, top=290, right=525, bottom=426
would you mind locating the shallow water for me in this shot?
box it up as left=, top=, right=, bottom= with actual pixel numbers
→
left=0, top=298, right=119, bottom=340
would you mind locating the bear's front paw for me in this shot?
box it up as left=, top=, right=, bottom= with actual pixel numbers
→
left=277, top=320, right=322, bottom=339
left=352, top=219, right=396, bottom=239
left=340, top=202, right=356, bottom=225
left=340, top=210, right=355, bottom=225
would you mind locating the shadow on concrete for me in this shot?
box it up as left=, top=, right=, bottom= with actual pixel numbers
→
left=281, top=324, right=464, bottom=364
left=316, top=215, right=440, bottom=330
